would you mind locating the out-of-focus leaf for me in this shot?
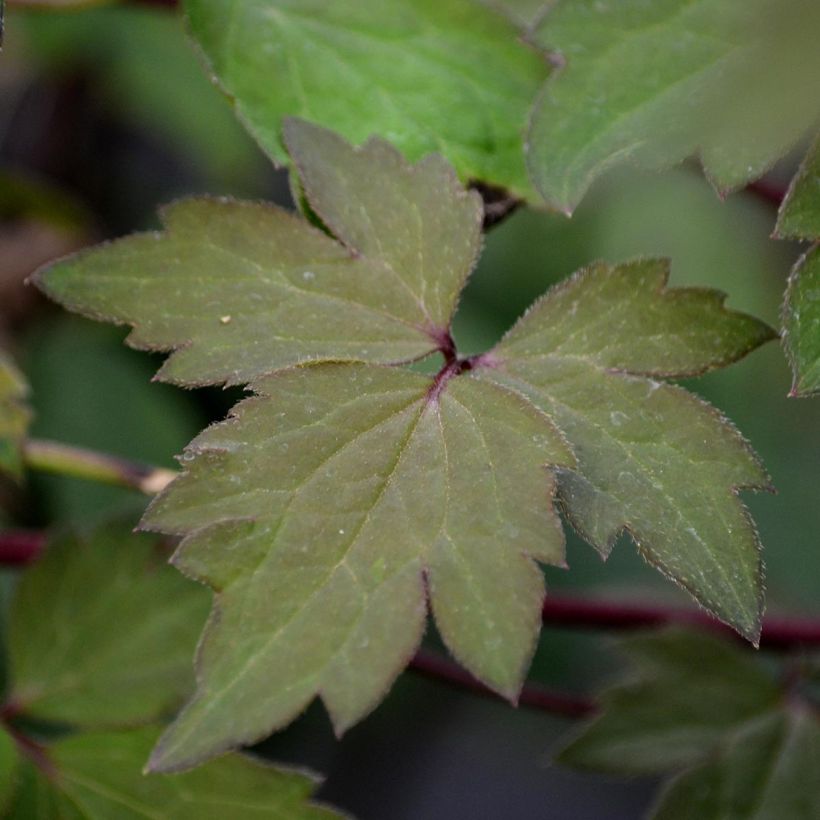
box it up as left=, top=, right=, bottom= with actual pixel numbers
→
left=477, top=259, right=774, bottom=641
left=0, top=728, right=20, bottom=814
left=182, top=0, right=549, bottom=198
left=6, top=727, right=341, bottom=819
left=557, top=630, right=781, bottom=774
left=24, top=317, right=201, bottom=523
left=528, top=0, right=820, bottom=212
left=144, top=362, right=572, bottom=771
left=0, top=353, right=30, bottom=479
left=652, top=708, right=820, bottom=820
left=18, top=4, right=267, bottom=190
left=7, top=525, right=209, bottom=728
left=35, top=120, right=483, bottom=386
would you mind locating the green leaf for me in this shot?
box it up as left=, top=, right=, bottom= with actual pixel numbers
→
left=6, top=727, right=340, bottom=819
left=0, top=353, right=30, bottom=480
left=777, top=138, right=820, bottom=241
left=783, top=247, right=820, bottom=397
left=558, top=630, right=820, bottom=819
left=7, top=526, right=210, bottom=729
left=652, top=709, right=820, bottom=820
left=144, top=362, right=572, bottom=771
left=528, top=0, right=820, bottom=212
left=477, top=259, right=774, bottom=641
left=0, top=729, right=20, bottom=815
left=557, top=630, right=781, bottom=774
left=778, top=140, right=820, bottom=397
left=35, top=120, right=483, bottom=386
left=181, top=0, right=549, bottom=198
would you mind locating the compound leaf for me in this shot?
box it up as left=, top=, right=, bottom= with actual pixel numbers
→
left=0, top=353, right=30, bottom=479
left=528, top=0, right=820, bottom=212
left=7, top=526, right=210, bottom=729
left=778, top=140, right=820, bottom=397
left=7, top=727, right=340, bottom=819
left=144, top=362, right=572, bottom=771
left=476, top=259, right=774, bottom=641
left=181, top=0, right=549, bottom=199
left=35, top=119, right=483, bottom=386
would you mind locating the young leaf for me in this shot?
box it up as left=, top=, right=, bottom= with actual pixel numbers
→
left=35, top=120, right=483, bottom=386
left=144, top=362, right=573, bottom=771
left=778, top=139, right=820, bottom=397
left=528, top=0, right=820, bottom=212
left=6, top=727, right=340, bottom=819
left=0, top=353, right=30, bottom=479
left=181, top=0, right=549, bottom=198
left=782, top=248, right=820, bottom=397
left=7, top=526, right=210, bottom=728
left=558, top=629, right=820, bottom=820
left=651, top=709, right=820, bottom=820
left=475, top=259, right=774, bottom=641
left=556, top=630, right=781, bottom=774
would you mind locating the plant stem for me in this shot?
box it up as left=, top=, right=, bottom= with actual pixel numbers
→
left=0, top=531, right=45, bottom=566
left=410, top=648, right=596, bottom=718
left=541, top=595, right=820, bottom=650
left=22, top=439, right=176, bottom=496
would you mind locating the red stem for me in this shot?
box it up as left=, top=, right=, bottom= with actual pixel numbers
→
left=409, top=648, right=596, bottom=718
left=0, top=530, right=46, bottom=566
left=541, top=595, right=820, bottom=650
left=746, top=179, right=787, bottom=207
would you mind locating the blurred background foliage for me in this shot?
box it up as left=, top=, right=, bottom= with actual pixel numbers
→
left=0, top=4, right=817, bottom=818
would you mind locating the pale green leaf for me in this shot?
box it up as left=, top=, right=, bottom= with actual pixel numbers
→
left=783, top=247, right=820, bottom=397
left=7, top=526, right=210, bottom=728
left=6, top=727, right=340, bottom=819
left=143, top=362, right=572, bottom=771
left=0, top=353, right=30, bottom=479
left=652, top=709, right=820, bottom=820
left=557, top=630, right=781, bottom=774
left=777, top=138, right=820, bottom=240
left=528, top=0, right=820, bottom=212
left=34, top=120, right=483, bottom=386
left=477, top=259, right=773, bottom=640
left=182, top=0, right=550, bottom=198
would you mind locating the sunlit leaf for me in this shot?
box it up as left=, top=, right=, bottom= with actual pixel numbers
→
left=0, top=352, right=30, bottom=479
left=7, top=526, right=209, bottom=728
left=476, top=259, right=774, bottom=641
left=6, top=728, right=340, bottom=819
left=182, top=0, right=549, bottom=198
left=144, top=362, right=572, bottom=771
left=528, top=0, right=820, bottom=212
left=35, top=119, right=483, bottom=386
